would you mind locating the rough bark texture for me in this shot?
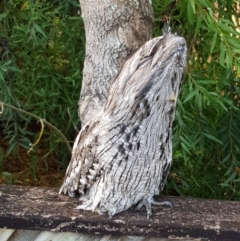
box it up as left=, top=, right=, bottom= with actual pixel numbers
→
left=78, top=0, right=153, bottom=125
left=1, top=185, right=240, bottom=241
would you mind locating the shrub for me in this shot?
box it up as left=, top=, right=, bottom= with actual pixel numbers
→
left=0, top=0, right=84, bottom=170
left=153, top=0, right=240, bottom=199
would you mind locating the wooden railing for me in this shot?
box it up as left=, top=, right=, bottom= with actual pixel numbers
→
left=0, top=184, right=240, bottom=241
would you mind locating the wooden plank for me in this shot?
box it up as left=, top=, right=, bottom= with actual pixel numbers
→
left=0, top=185, right=240, bottom=241
left=4, top=229, right=41, bottom=241
left=0, top=229, right=186, bottom=241
left=0, top=228, right=14, bottom=241
left=33, top=231, right=111, bottom=241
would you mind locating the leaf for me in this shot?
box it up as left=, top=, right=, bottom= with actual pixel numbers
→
left=175, top=110, right=186, bottom=128
left=0, top=71, right=4, bottom=81
left=1, top=172, right=12, bottom=177
left=233, top=178, right=240, bottom=183
left=212, top=97, right=227, bottom=111
left=219, top=42, right=226, bottom=67
left=207, top=7, right=213, bottom=18
left=33, top=23, right=47, bottom=38
left=5, top=141, right=17, bottom=157
left=232, top=49, right=240, bottom=54
left=225, top=53, right=232, bottom=68
left=220, top=19, right=235, bottom=26
left=187, top=0, right=195, bottom=25
left=223, top=171, right=237, bottom=185
left=183, top=89, right=198, bottom=103
left=236, top=61, right=240, bottom=75
left=217, top=22, right=238, bottom=35
left=181, top=142, right=191, bottom=154
left=194, top=15, right=203, bottom=38
left=197, top=0, right=212, bottom=8
left=0, top=11, right=9, bottom=20
left=203, top=133, right=223, bottom=144
left=194, top=90, right=202, bottom=110
left=210, top=32, right=217, bottom=53
left=227, top=38, right=240, bottom=49
left=13, top=25, right=27, bottom=32
left=180, top=135, right=192, bottom=149
left=205, top=18, right=215, bottom=32
left=221, top=153, right=230, bottom=163
left=21, top=2, right=28, bottom=11
left=0, top=64, right=7, bottom=72
left=208, top=91, right=219, bottom=97
left=189, top=0, right=196, bottom=14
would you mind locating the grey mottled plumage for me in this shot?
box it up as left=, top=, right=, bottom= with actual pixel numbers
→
left=59, top=28, right=187, bottom=217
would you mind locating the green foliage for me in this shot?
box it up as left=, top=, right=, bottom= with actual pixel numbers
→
left=153, top=0, right=240, bottom=200
left=0, top=0, right=84, bottom=169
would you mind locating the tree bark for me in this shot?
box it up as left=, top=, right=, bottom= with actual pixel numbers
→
left=78, top=0, right=153, bottom=126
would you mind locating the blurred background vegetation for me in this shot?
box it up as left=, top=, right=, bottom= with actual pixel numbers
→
left=0, top=0, right=240, bottom=200
left=0, top=0, right=84, bottom=186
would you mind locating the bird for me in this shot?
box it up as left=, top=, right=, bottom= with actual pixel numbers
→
left=59, top=25, right=187, bottom=218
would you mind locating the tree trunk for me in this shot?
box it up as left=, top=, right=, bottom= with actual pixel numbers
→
left=78, top=0, right=153, bottom=126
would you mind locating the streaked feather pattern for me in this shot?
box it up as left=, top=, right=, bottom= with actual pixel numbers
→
left=60, top=27, right=187, bottom=217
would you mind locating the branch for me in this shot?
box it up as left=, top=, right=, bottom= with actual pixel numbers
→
left=0, top=101, right=72, bottom=153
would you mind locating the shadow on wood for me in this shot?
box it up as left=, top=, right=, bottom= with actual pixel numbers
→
left=0, top=185, right=240, bottom=241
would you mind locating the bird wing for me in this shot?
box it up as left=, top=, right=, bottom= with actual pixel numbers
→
left=59, top=115, right=105, bottom=196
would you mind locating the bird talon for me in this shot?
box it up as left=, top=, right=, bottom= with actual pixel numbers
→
left=135, top=203, right=143, bottom=211
left=68, top=191, right=76, bottom=197
left=151, top=200, right=172, bottom=208
left=147, top=211, right=152, bottom=219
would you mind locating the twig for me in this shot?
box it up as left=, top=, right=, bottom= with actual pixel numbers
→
left=0, top=101, right=72, bottom=153
left=0, top=102, right=3, bottom=114
left=28, top=119, right=44, bottom=153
